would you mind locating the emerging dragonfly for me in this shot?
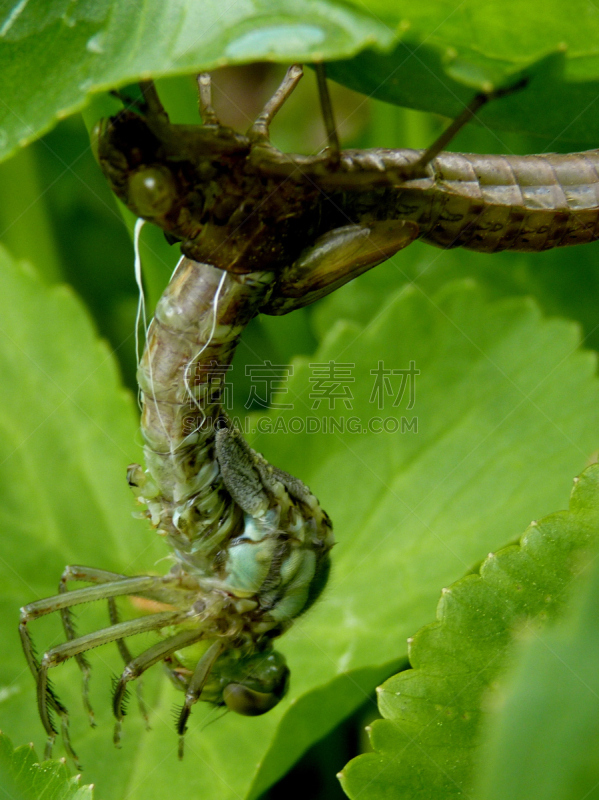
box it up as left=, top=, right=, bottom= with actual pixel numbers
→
left=20, top=67, right=345, bottom=766
left=20, top=60, right=599, bottom=765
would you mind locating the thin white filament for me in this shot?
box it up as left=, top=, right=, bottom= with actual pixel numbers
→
left=146, top=256, right=186, bottom=432
left=134, top=237, right=227, bottom=455
left=170, top=254, right=185, bottom=282
left=133, top=217, right=170, bottom=449
left=182, top=268, right=228, bottom=439
left=133, top=218, right=147, bottom=370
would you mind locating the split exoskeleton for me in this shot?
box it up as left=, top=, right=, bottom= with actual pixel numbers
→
left=21, top=62, right=599, bottom=766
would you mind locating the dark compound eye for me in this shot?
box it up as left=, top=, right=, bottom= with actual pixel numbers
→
left=223, top=684, right=282, bottom=716
left=128, top=166, right=176, bottom=217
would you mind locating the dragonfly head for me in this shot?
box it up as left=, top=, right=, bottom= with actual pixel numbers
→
left=90, top=112, right=186, bottom=223
left=197, top=646, right=290, bottom=717
left=90, top=106, right=252, bottom=249
left=89, top=97, right=320, bottom=275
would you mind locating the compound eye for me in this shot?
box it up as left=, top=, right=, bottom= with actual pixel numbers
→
left=89, top=119, right=108, bottom=165
left=223, top=684, right=281, bottom=716
left=128, top=166, right=176, bottom=217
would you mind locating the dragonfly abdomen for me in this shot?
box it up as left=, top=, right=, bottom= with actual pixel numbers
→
left=134, top=258, right=274, bottom=569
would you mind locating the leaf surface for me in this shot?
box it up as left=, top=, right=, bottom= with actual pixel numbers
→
left=0, top=732, right=93, bottom=800
left=339, top=463, right=599, bottom=800
left=0, top=0, right=393, bottom=162
left=246, top=280, right=599, bottom=796
left=473, top=522, right=599, bottom=800
left=2, top=244, right=599, bottom=798
left=3, top=0, right=599, bottom=162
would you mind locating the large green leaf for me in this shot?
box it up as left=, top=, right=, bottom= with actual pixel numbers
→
left=0, top=0, right=393, bottom=163
left=312, top=237, right=599, bottom=354
left=327, top=0, right=599, bottom=143
left=3, top=0, right=599, bottom=163
left=339, top=464, right=599, bottom=800
left=246, top=283, right=599, bottom=795
left=2, top=241, right=599, bottom=799
left=473, top=525, right=599, bottom=800
left=0, top=732, right=93, bottom=800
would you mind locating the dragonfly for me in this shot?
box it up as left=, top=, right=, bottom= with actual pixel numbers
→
left=19, top=61, right=599, bottom=766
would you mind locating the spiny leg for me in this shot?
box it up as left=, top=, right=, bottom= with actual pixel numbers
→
left=197, top=73, right=219, bottom=125
left=112, top=628, right=207, bottom=747
left=248, top=64, right=303, bottom=142
left=59, top=566, right=152, bottom=728
left=59, top=566, right=129, bottom=727
left=108, top=598, right=150, bottom=728
left=37, top=610, right=183, bottom=759
left=176, top=641, right=224, bottom=759
left=314, top=63, right=340, bottom=164
left=18, top=622, right=80, bottom=766
left=20, top=574, right=174, bottom=761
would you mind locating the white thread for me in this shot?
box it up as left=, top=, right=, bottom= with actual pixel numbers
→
left=170, top=254, right=185, bottom=281
left=133, top=218, right=147, bottom=370
left=182, top=269, right=228, bottom=436
left=133, top=217, right=170, bottom=447
left=134, top=238, right=227, bottom=454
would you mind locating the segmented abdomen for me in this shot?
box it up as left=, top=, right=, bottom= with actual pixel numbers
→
left=341, top=149, right=599, bottom=253
left=136, top=258, right=274, bottom=569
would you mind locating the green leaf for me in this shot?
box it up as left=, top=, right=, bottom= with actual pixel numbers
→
left=3, top=239, right=599, bottom=799
left=312, top=237, right=599, bottom=354
left=0, top=246, right=165, bottom=792
left=0, top=731, right=93, bottom=799
left=327, top=0, right=599, bottom=143
left=473, top=528, right=599, bottom=800
left=5, top=0, right=599, bottom=161
left=338, top=464, right=599, bottom=800
left=0, top=0, right=393, bottom=162
left=246, top=281, right=599, bottom=796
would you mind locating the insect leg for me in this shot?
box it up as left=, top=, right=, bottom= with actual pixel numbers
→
left=176, top=641, right=224, bottom=759
left=18, top=620, right=79, bottom=766
left=408, top=77, right=529, bottom=175
left=138, top=80, right=169, bottom=123
left=112, top=628, right=206, bottom=747
left=59, top=566, right=154, bottom=728
left=314, top=63, right=340, bottom=163
left=23, top=575, right=169, bottom=623
left=20, top=575, right=172, bottom=760
left=107, top=597, right=151, bottom=728
left=197, top=74, right=219, bottom=125
left=262, top=220, right=420, bottom=315
left=248, top=64, right=303, bottom=141
left=36, top=611, right=182, bottom=759
left=59, top=566, right=129, bottom=727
